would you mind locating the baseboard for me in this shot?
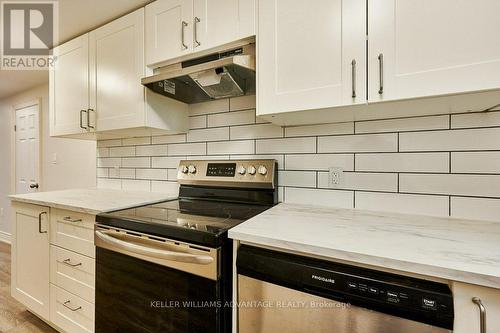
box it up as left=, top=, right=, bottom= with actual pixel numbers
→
left=0, top=231, right=11, bottom=244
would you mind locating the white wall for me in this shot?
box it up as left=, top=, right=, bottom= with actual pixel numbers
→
left=0, top=83, right=96, bottom=237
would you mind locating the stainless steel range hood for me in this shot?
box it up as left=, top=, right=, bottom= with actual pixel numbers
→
left=141, top=45, right=255, bottom=104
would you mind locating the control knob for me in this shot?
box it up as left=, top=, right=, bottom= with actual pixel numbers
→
left=237, top=166, right=246, bottom=175
left=188, top=165, right=197, bottom=174
left=247, top=165, right=256, bottom=175
left=180, top=165, right=189, bottom=174
left=258, top=165, right=268, bottom=176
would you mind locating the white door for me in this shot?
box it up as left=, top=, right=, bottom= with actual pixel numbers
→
left=89, top=8, right=145, bottom=131
left=11, top=203, right=50, bottom=320
left=257, top=0, right=366, bottom=116
left=145, top=0, right=193, bottom=66
left=368, top=0, right=500, bottom=102
left=15, top=104, right=40, bottom=194
left=193, top=0, right=255, bottom=52
left=50, top=34, right=90, bottom=136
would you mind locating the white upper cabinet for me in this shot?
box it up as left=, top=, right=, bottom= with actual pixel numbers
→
left=145, top=0, right=193, bottom=66
left=256, top=0, right=366, bottom=117
left=193, top=0, right=255, bottom=53
left=368, top=0, right=500, bottom=102
left=89, top=8, right=145, bottom=132
left=50, top=34, right=90, bottom=136
left=145, top=0, right=256, bottom=67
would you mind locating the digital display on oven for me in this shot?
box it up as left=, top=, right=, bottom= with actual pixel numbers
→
left=206, top=163, right=236, bottom=177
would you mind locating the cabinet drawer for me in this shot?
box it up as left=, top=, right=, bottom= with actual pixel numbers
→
left=50, top=209, right=95, bottom=258
left=50, top=284, right=94, bottom=333
left=50, top=245, right=95, bottom=303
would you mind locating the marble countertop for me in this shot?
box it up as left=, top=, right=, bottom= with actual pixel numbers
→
left=229, top=203, right=500, bottom=289
left=9, top=188, right=177, bottom=215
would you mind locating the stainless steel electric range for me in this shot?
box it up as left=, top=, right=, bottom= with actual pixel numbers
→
left=94, top=159, right=277, bottom=333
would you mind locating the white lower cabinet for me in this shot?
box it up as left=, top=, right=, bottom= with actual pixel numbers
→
left=452, top=281, right=500, bottom=333
left=50, top=284, right=95, bottom=333
left=11, top=202, right=50, bottom=320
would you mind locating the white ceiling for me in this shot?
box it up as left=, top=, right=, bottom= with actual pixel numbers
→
left=0, top=0, right=152, bottom=99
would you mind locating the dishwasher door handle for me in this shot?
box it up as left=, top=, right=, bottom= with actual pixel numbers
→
left=95, top=230, right=213, bottom=265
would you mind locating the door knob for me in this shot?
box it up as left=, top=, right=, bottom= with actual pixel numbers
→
left=29, top=183, right=39, bottom=189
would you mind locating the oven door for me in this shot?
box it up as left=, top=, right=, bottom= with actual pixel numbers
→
left=94, top=225, right=221, bottom=333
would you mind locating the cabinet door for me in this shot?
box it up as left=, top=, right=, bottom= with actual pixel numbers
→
left=257, top=0, right=366, bottom=116
left=193, top=0, right=255, bottom=52
left=49, top=34, right=89, bottom=136
left=11, top=203, right=50, bottom=320
left=453, top=282, right=500, bottom=333
left=368, top=0, right=500, bottom=102
left=89, top=8, right=145, bottom=132
left=145, top=0, right=193, bottom=66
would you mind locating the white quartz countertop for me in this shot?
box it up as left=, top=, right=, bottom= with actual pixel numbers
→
left=229, top=203, right=500, bottom=289
left=9, top=188, right=177, bottom=215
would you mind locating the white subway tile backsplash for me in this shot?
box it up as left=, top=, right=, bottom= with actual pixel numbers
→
left=231, top=123, right=283, bottom=140
left=207, top=140, right=254, bottom=155
left=399, top=128, right=500, bottom=151
left=400, top=174, right=500, bottom=198
left=355, top=115, right=449, bottom=134
left=356, top=153, right=449, bottom=173
left=318, top=172, right=398, bottom=192
left=318, top=133, right=397, bottom=153
left=285, top=188, right=354, bottom=208
left=136, top=169, right=168, bottom=181
left=230, top=95, right=256, bottom=111
left=122, top=157, right=150, bottom=168
left=451, top=152, right=500, bottom=173
left=451, top=197, right=500, bottom=221
left=285, top=122, right=353, bottom=137
left=285, top=154, right=354, bottom=171
left=256, top=137, right=316, bottom=154
left=355, top=192, right=449, bottom=216
left=278, top=171, right=316, bottom=188
left=136, top=145, right=168, bottom=156
left=187, top=127, right=229, bottom=142
left=96, top=95, right=500, bottom=221
left=168, top=142, right=206, bottom=156
left=208, top=110, right=255, bottom=127
left=451, top=110, right=500, bottom=129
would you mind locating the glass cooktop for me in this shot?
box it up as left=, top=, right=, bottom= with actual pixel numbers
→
left=96, top=199, right=272, bottom=247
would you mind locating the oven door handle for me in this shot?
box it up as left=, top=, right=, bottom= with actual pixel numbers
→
left=95, top=230, right=214, bottom=265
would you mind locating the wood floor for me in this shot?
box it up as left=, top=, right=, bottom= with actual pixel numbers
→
left=0, top=242, right=57, bottom=333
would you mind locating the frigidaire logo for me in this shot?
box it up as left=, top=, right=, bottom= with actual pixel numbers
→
left=311, top=275, right=335, bottom=284
left=1, top=1, right=58, bottom=70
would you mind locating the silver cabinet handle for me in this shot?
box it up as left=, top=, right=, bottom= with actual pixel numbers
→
left=63, top=216, right=82, bottom=223
left=87, top=108, right=95, bottom=129
left=95, top=230, right=213, bottom=264
left=378, top=53, right=384, bottom=95
left=351, top=59, right=357, bottom=98
left=194, top=17, right=201, bottom=47
left=63, top=300, right=81, bottom=312
left=472, top=297, right=486, bottom=333
left=181, top=21, right=188, bottom=50
left=38, top=212, right=48, bottom=234
left=79, top=109, right=87, bottom=129
left=63, top=258, right=82, bottom=267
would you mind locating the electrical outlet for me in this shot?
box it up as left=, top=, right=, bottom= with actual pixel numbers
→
left=328, top=167, right=343, bottom=188
left=52, top=153, right=57, bottom=164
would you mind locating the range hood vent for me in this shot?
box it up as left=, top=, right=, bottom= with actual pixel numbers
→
left=141, top=45, right=255, bottom=104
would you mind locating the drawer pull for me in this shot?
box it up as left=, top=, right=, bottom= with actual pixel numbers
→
left=62, top=258, right=82, bottom=267
left=63, top=216, right=82, bottom=223
left=63, top=300, right=82, bottom=312
left=38, top=212, right=48, bottom=234
left=472, top=297, right=486, bottom=333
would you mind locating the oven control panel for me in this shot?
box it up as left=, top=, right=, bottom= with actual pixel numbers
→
left=177, top=160, right=276, bottom=189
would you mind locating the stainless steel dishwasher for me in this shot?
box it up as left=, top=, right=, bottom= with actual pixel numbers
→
left=237, top=245, right=454, bottom=333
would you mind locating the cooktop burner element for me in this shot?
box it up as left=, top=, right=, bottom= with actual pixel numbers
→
left=96, top=159, right=278, bottom=247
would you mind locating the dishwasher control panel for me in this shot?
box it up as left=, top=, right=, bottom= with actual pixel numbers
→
left=237, top=245, right=454, bottom=331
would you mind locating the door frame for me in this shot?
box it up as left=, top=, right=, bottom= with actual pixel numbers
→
left=10, top=98, right=43, bottom=195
